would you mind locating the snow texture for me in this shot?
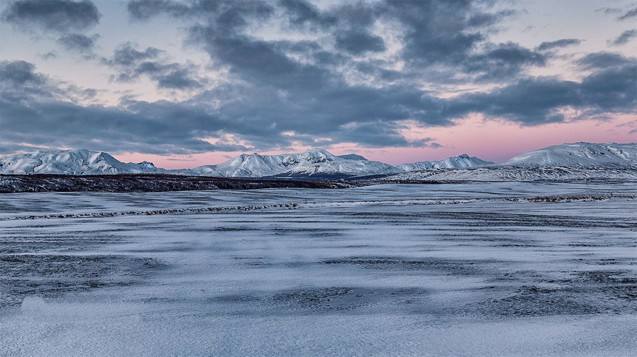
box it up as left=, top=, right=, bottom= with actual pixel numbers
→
left=1, top=183, right=637, bottom=356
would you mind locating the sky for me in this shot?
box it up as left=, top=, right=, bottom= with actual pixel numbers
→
left=0, top=0, right=636, bottom=168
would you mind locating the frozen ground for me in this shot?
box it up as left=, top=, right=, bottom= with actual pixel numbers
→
left=0, top=183, right=636, bottom=356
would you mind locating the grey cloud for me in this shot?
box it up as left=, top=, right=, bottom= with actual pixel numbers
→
left=612, top=29, right=637, bottom=45
left=447, top=62, right=637, bottom=124
left=463, top=42, right=546, bottom=81
left=111, top=43, right=161, bottom=66
left=127, top=0, right=190, bottom=20
left=577, top=52, right=633, bottom=69
left=3, top=0, right=630, bottom=155
left=0, top=60, right=55, bottom=100
left=106, top=43, right=202, bottom=90
left=128, top=0, right=274, bottom=26
left=618, top=7, right=637, bottom=21
left=596, top=7, right=622, bottom=15
left=537, top=38, right=581, bottom=51
left=119, top=0, right=637, bottom=149
left=278, top=0, right=336, bottom=29
left=0, top=60, right=45, bottom=87
left=0, top=61, right=245, bottom=154
left=2, top=0, right=100, bottom=33
left=335, top=30, right=385, bottom=55
left=57, top=33, right=98, bottom=54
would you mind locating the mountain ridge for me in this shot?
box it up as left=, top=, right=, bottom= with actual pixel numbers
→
left=1, top=142, right=636, bottom=178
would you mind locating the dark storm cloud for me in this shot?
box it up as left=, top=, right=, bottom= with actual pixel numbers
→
left=537, top=38, right=582, bottom=51
left=106, top=43, right=202, bottom=90
left=612, top=29, right=637, bottom=45
left=2, top=0, right=100, bottom=33
left=57, top=33, right=98, bottom=54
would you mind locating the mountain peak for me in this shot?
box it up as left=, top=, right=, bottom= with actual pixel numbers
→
left=0, top=149, right=158, bottom=175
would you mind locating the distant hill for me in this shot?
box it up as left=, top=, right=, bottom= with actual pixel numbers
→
left=505, top=142, right=637, bottom=168
left=398, top=154, right=493, bottom=171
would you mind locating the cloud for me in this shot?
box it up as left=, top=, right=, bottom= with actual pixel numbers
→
left=618, top=7, right=637, bottom=21
left=576, top=52, right=633, bottom=69
left=3, top=0, right=635, bottom=156
left=105, top=43, right=203, bottom=90
left=0, top=60, right=244, bottom=154
left=537, top=38, right=581, bottom=51
left=278, top=0, right=336, bottom=29
left=334, top=30, right=385, bottom=55
left=0, top=60, right=55, bottom=100
left=57, top=33, right=98, bottom=54
left=596, top=7, right=622, bottom=15
left=612, top=29, right=637, bottom=45
left=463, top=42, right=546, bottom=81
left=129, top=0, right=535, bottom=82
left=127, top=0, right=191, bottom=20
left=2, top=0, right=100, bottom=33
left=445, top=60, right=637, bottom=124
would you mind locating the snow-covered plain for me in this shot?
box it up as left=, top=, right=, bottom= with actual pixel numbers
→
left=1, top=183, right=637, bottom=356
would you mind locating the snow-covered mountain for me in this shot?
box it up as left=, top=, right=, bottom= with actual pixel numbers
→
left=398, top=154, right=493, bottom=171
left=185, top=150, right=400, bottom=178
left=505, top=142, right=637, bottom=168
left=0, top=149, right=159, bottom=175
left=3, top=143, right=636, bottom=179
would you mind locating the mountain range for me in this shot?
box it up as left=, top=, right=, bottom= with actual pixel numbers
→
left=0, top=142, right=635, bottom=178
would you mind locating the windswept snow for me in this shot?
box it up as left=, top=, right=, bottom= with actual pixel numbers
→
left=1, top=183, right=637, bottom=356
left=0, top=149, right=158, bottom=175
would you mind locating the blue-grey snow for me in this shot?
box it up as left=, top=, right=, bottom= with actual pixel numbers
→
left=1, top=182, right=637, bottom=356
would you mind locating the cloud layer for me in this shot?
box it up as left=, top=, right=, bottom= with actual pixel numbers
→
left=0, top=0, right=636, bottom=156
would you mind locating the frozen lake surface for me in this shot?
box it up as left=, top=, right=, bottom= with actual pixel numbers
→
left=1, top=182, right=636, bottom=356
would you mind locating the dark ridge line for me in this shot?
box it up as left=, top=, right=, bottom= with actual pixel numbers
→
left=0, top=174, right=353, bottom=193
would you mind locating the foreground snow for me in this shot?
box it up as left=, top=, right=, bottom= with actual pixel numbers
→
left=1, top=183, right=636, bottom=356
